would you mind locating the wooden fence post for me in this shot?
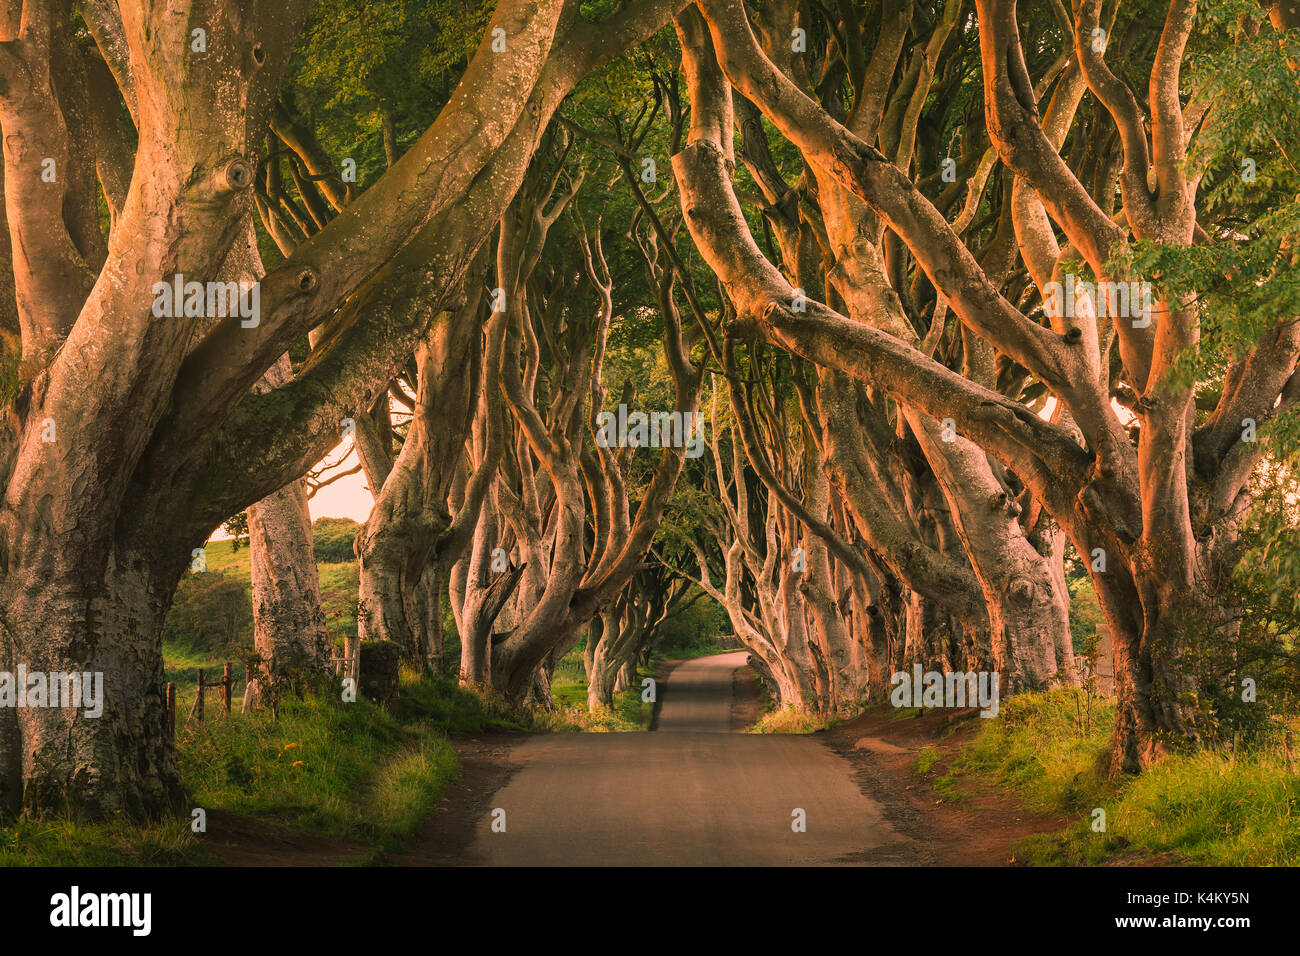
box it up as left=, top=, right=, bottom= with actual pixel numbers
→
left=195, top=668, right=205, bottom=722
left=345, top=636, right=359, bottom=686
left=222, top=662, right=232, bottom=714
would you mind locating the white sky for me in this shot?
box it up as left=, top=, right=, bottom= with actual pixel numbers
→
left=209, top=438, right=376, bottom=541
left=306, top=437, right=376, bottom=523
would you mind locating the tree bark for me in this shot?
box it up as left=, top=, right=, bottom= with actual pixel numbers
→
left=244, top=355, right=332, bottom=710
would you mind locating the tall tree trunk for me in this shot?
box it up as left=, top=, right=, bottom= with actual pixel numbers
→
left=0, top=542, right=184, bottom=818
left=244, top=354, right=331, bottom=710
left=586, top=608, right=621, bottom=711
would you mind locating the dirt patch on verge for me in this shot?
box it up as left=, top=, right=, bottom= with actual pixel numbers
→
left=201, top=809, right=371, bottom=866
left=730, top=663, right=763, bottom=732
left=819, top=706, right=1069, bottom=865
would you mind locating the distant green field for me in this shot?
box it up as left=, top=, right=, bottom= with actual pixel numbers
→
left=165, top=530, right=360, bottom=690
left=197, top=537, right=252, bottom=576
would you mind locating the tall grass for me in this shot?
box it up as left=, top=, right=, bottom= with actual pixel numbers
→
left=0, top=817, right=201, bottom=867
left=951, top=690, right=1300, bottom=865
left=748, top=705, right=839, bottom=734
left=1, top=670, right=540, bottom=865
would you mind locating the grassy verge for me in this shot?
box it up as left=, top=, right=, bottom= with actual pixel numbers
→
left=0, top=816, right=198, bottom=867
left=549, top=646, right=658, bottom=731
left=178, top=673, right=506, bottom=852
left=942, top=690, right=1300, bottom=865
left=0, top=669, right=548, bottom=866
left=0, top=640, right=690, bottom=864
left=613, top=669, right=657, bottom=730
left=744, top=674, right=864, bottom=734
left=748, top=705, right=842, bottom=734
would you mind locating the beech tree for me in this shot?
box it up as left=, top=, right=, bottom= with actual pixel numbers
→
left=2, top=0, right=1293, bottom=823
left=672, top=0, right=1300, bottom=772
left=584, top=567, right=686, bottom=710
left=451, top=147, right=707, bottom=705
left=0, top=0, right=688, bottom=819
left=684, top=373, right=861, bottom=709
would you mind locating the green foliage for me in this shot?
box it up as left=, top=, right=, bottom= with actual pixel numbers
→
left=1122, top=207, right=1300, bottom=396
left=163, top=570, right=253, bottom=655
left=223, top=511, right=249, bottom=551
left=1186, top=2, right=1300, bottom=217
left=652, top=590, right=730, bottom=657
left=313, top=516, right=361, bottom=564
left=1115, top=7, right=1300, bottom=396
left=1238, top=458, right=1300, bottom=619
left=1181, top=561, right=1300, bottom=744
left=287, top=0, right=491, bottom=184
left=1065, top=571, right=1103, bottom=660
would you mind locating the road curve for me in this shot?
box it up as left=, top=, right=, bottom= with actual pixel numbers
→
left=467, top=653, right=902, bottom=865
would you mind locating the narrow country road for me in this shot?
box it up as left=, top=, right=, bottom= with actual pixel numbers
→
left=466, top=652, right=904, bottom=865
left=654, top=651, right=747, bottom=733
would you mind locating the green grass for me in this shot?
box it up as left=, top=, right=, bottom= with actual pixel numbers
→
left=162, top=555, right=358, bottom=708
left=613, top=674, right=655, bottom=730
left=748, top=705, right=839, bottom=734
left=567, top=674, right=654, bottom=732
left=163, top=642, right=232, bottom=689
left=913, top=746, right=942, bottom=776
left=390, top=671, right=563, bottom=735
left=552, top=683, right=586, bottom=709
left=183, top=539, right=357, bottom=642
left=317, top=561, right=359, bottom=640
left=552, top=651, right=588, bottom=687
left=0, top=669, right=544, bottom=866
left=197, top=538, right=252, bottom=576
left=179, top=683, right=444, bottom=850
left=358, top=739, right=459, bottom=840
left=955, top=690, right=1114, bottom=813
left=0, top=816, right=202, bottom=867
left=947, top=689, right=1300, bottom=865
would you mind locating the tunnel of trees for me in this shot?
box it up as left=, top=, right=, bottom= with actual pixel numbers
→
left=0, top=0, right=1298, bottom=818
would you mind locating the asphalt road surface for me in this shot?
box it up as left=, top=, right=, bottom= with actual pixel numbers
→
left=468, top=651, right=902, bottom=865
